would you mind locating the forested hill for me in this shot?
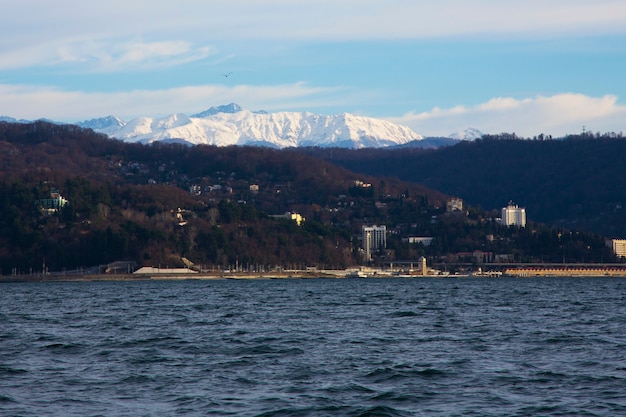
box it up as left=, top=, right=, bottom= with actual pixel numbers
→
left=0, top=121, right=449, bottom=272
left=0, top=122, right=618, bottom=273
left=302, top=135, right=626, bottom=237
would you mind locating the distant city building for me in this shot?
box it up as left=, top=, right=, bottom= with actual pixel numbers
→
left=404, top=237, right=434, bottom=246
left=271, top=212, right=305, bottom=226
left=354, top=180, right=372, bottom=188
left=35, top=189, right=69, bottom=216
left=501, top=202, right=526, bottom=227
left=173, top=208, right=189, bottom=226
left=446, top=197, right=463, bottom=212
left=418, top=256, right=428, bottom=275
left=189, top=185, right=201, bottom=195
left=606, top=239, right=626, bottom=258
left=362, top=225, right=387, bottom=261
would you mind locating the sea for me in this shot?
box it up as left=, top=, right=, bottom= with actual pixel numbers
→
left=1, top=277, right=625, bottom=417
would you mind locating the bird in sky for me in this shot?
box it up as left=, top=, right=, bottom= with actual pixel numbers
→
left=222, top=72, right=233, bottom=78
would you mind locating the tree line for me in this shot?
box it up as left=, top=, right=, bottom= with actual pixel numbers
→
left=0, top=121, right=618, bottom=274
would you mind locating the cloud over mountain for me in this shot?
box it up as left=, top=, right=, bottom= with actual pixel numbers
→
left=392, top=94, right=626, bottom=137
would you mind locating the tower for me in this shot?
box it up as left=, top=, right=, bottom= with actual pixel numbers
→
left=362, top=225, right=387, bottom=261
left=501, top=202, right=526, bottom=227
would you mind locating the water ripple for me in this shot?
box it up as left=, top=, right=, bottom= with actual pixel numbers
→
left=1, top=278, right=625, bottom=416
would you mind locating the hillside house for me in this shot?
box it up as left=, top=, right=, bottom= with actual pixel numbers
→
left=35, top=189, right=69, bottom=215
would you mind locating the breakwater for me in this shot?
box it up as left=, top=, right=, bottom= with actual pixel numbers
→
left=504, top=266, right=626, bottom=277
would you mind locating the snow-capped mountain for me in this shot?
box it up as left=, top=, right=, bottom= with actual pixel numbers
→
left=448, top=127, right=484, bottom=140
left=78, top=104, right=424, bottom=149
left=0, top=116, right=55, bottom=124
left=76, top=115, right=126, bottom=135
left=190, top=103, right=243, bottom=118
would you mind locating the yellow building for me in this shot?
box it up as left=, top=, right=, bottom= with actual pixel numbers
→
left=271, top=211, right=305, bottom=226
left=606, top=239, right=626, bottom=258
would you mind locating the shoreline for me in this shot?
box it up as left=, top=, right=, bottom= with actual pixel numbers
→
left=4, top=263, right=626, bottom=283
left=3, top=270, right=626, bottom=283
left=0, top=271, right=346, bottom=283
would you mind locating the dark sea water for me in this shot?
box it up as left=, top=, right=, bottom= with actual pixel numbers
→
left=1, top=277, right=626, bottom=417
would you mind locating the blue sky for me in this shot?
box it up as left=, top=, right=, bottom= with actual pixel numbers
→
left=2, top=0, right=626, bottom=137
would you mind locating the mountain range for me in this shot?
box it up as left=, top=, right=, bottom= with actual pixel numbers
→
left=71, top=104, right=483, bottom=149
left=2, top=105, right=484, bottom=149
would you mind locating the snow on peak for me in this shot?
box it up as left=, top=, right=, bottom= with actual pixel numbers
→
left=448, top=127, right=484, bottom=140
left=77, top=115, right=126, bottom=135
left=155, top=113, right=191, bottom=129
left=86, top=105, right=424, bottom=149
left=191, top=103, right=243, bottom=118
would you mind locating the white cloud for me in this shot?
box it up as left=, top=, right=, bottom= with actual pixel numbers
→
left=0, top=82, right=342, bottom=122
left=2, top=82, right=623, bottom=139
left=1, top=0, right=624, bottom=79
left=390, top=93, right=626, bottom=137
left=86, top=40, right=216, bottom=72
left=0, top=38, right=217, bottom=72
left=3, top=1, right=626, bottom=59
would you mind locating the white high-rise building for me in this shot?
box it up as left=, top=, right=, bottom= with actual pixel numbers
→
left=362, top=225, right=387, bottom=261
left=501, top=203, right=526, bottom=227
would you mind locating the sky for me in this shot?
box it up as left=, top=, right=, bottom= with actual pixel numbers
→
left=1, top=0, right=626, bottom=138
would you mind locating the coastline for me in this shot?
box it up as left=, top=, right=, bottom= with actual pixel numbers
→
left=0, top=271, right=346, bottom=283
left=3, top=268, right=626, bottom=283
left=5, top=262, right=626, bottom=283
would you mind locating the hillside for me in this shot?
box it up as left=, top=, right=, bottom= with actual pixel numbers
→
left=302, top=134, right=626, bottom=238
left=0, top=122, right=616, bottom=274
left=0, top=121, right=445, bottom=272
